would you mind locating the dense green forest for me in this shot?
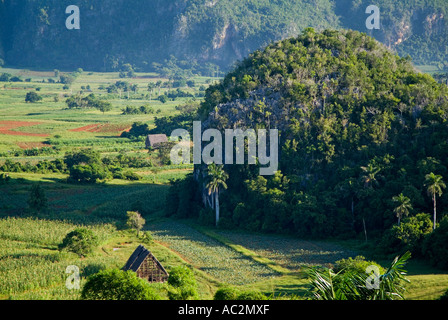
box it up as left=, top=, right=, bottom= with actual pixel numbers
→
left=1, top=0, right=448, bottom=72
left=165, top=29, right=448, bottom=269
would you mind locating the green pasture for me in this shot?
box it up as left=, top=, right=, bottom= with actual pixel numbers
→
left=0, top=68, right=210, bottom=153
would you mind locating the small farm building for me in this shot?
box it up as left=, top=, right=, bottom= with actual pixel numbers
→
left=123, top=245, right=169, bottom=283
left=145, top=134, right=168, bottom=149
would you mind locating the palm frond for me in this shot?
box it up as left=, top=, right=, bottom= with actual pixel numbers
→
left=305, top=252, right=411, bottom=300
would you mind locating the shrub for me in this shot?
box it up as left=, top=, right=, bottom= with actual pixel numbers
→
left=0, top=173, right=11, bottom=184
left=379, top=214, right=433, bottom=257
left=25, top=91, right=42, bottom=103
left=236, top=290, right=268, bottom=300
left=10, top=76, right=22, bottom=82
left=69, top=163, right=110, bottom=183
left=65, top=149, right=111, bottom=183
left=167, top=265, right=198, bottom=300
left=58, top=228, right=99, bottom=257
left=27, top=183, right=48, bottom=212
left=64, top=149, right=102, bottom=168
left=334, top=256, right=385, bottom=275
left=121, top=105, right=154, bottom=115
left=0, top=73, right=11, bottom=81
left=138, top=230, right=153, bottom=245
left=60, top=74, right=75, bottom=85
left=126, top=211, right=145, bottom=236
left=120, top=122, right=150, bottom=138
left=123, top=170, right=141, bottom=181
left=422, top=216, right=448, bottom=269
left=214, top=286, right=240, bottom=300
left=306, top=252, right=411, bottom=300
left=158, top=94, right=168, bottom=103
left=81, top=269, right=161, bottom=300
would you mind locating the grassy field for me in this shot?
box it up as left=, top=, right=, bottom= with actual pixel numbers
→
left=0, top=67, right=216, bottom=153
left=0, top=67, right=447, bottom=300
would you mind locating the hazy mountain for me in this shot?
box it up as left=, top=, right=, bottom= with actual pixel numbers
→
left=1, top=0, right=447, bottom=72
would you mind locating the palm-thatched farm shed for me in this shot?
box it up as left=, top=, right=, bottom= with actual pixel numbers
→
left=123, top=245, right=169, bottom=283
left=145, top=134, right=168, bottom=149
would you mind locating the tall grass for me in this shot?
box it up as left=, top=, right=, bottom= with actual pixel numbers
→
left=0, top=217, right=118, bottom=299
left=0, top=217, right=114, bottom=245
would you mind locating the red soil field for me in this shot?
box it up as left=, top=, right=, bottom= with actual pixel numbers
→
left=0, top=121, right=50, bottom=137
left=16, top=142, right=49, bottom=149
left=69, top=124, right=102, bottom=132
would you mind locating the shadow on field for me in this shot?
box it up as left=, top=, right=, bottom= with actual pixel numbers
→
left=0, top=174, right=170, bottom=227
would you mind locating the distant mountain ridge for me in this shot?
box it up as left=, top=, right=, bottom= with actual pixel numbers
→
left=0, top=0, right=447, bottom=72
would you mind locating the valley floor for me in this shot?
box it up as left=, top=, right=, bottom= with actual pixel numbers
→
left=0, top=174, right=447, bottom=300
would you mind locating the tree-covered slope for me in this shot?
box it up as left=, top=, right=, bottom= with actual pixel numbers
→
left=175, top=29, right=448, bottom=243
left=337, top=0, right=448, bottom=69
left=1, top=0, right=448, bottom=72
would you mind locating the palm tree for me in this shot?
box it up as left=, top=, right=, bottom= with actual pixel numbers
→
left=392, top=193, right=412, bottom=226
left=360, top=164, right=380, bottom=189
left=205, top=164, right=229, bottom=227
left=358, top=164, right=381, bottom=241
left=305, top=251, right=411, bottom=300
left=340, top=177, right=360, bottom=232
left=424, top=173, right=446, bottom=230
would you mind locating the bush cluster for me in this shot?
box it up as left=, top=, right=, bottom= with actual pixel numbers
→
left=167, top=265, right=199, bottom=300
left=81, top=269, right=161, bottom=300
left=58, top=228, right=98, bottom=257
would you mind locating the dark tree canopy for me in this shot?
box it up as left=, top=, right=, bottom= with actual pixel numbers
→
left=81, top=269, right=161, bottom=300
left=168, top=29, right=448, bottom=256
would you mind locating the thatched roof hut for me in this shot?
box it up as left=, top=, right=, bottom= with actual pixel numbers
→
left=123, top=245, right=169, bottom=283
left=145, top=134, right=168, bottom=149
